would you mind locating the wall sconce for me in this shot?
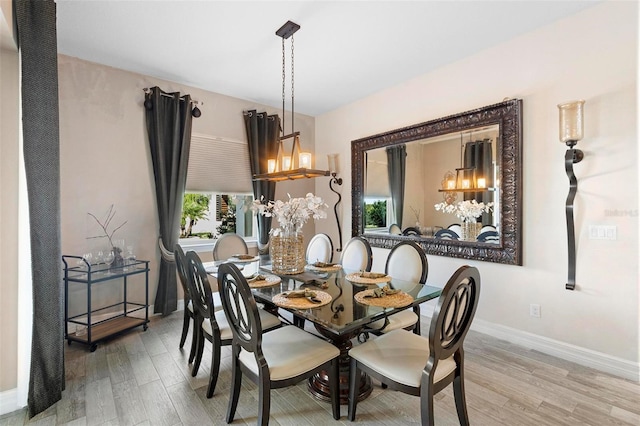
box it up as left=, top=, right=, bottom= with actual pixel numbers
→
left=559, top=100, right=585, bottom=291
left=328, top=153, right=343, bottom=252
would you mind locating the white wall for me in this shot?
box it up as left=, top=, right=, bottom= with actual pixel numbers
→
left=314, top=1, right=639, bottom=368
left=58, top=55, right=316, bottom=309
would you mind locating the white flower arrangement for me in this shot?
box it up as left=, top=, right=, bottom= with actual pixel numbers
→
left=252, top=193, right=328, bottom=236
left=434, top=200, right=494, bottom=222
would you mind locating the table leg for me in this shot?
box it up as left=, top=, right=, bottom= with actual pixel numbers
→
left=307, top=326, right=372, bottom=405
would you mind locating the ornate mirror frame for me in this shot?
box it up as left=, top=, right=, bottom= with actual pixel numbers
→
left=351, top=99, right=523, bottom=265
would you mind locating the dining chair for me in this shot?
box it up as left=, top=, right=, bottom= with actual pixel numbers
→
left=348, top=265, right=481, bottom=425
left=340, top=236, right=373, bottom=272
left=477, top=230, right=499, bottom=244
left=305, top=233, right=334, bottom=264
left=388, top=223, right=402, bottom=235
left=447, top=223, right=462, bottom=238
left=212, top=233, right=249, bottom=261
left=184, top=251, right=281, bottom=395
left=368, top=241, right=428, bottom=336
left=175, top=245, right=224, bottom=359
left=402, top=226, right=421, bottom=236
left=217, top=262, right=341, bottom=425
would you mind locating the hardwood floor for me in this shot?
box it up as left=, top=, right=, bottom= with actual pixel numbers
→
left=2, top=312, right=639, bottom=425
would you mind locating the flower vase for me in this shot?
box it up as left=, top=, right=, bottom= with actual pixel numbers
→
left=461, top=219, right=482, bottom=241
left=270, top=228, right=305, bottom=274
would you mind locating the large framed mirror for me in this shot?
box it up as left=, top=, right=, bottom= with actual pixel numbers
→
left=351, top=99, right=523, bottom=265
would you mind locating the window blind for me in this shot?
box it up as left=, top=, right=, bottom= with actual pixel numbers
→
left=186, top=133, right=253, bottom=193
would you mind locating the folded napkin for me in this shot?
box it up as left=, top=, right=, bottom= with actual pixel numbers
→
left=358, top=271, right=388, bottom=279
left=364, top=285, right=400, bottom=298
left=247, top=274, right=267, bottom=283
left=232, top=254, right=255, bottom=260
left=282, top=289, right=322, bottom=303
left=312, top=261, right=337, bottom=268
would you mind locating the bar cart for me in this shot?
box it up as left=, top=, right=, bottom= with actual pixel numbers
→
left=63, top=255, right=149, bottom=352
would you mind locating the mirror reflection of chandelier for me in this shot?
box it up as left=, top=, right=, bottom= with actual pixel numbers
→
left=253, top=20, right=329, bottom=182
left=439, top=129, right=496, bottom=201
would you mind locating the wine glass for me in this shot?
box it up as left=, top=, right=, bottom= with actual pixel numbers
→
left=103, top=250, right=115, bottom=274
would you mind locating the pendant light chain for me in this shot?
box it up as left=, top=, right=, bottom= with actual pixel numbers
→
left=281, top=36, right=286, bottom=137
left=290, top=34, right=295, bottom=135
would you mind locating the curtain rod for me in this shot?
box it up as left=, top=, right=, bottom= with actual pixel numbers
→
left=142, top=88, right=202, bottom=106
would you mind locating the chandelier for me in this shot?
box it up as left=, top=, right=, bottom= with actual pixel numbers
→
left=253, top=20, right=329, bottom=182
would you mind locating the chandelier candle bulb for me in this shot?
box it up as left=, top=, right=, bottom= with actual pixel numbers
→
left=477, top=178, right=486, bottom=188
left=299, top=152, right=312, bottom=168
left=267, top=159, right=277, bottom=173
left=283, top=156, right=292, bottom=171
left=462, top=179, right=470, bottom=189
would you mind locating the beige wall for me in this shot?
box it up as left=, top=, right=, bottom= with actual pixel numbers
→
left=0, top=4, right=19, bottom=393
left=57, top=55, right=316, bottom=309
left=314, top=1, right=639, bottom=365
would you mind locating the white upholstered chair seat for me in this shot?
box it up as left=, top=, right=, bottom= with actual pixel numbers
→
left=368, top=309, right=418, bottom=332
left=239, top=326, right=340, bottom=381
left=349, top=329, right=456, bottom=387
left=202, top=308, right=280, bottom=342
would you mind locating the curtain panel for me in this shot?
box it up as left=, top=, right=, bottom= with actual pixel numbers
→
left=145, top=87, right=194, bottom=315
left=244, top=110, right=280, bottom=253
left=14, top=0, right=65, bottom=417
left=386, top=145, right=407, bottom=228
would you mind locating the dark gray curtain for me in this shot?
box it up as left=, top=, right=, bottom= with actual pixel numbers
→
left=386, top=145, right=406, bottom=228
left=145, top=87, right=193, bottom=315
left=14, top=0, right=64, bottom=417
left=464, top=139, right=494, bottom=223
left=244, top=110, right=279, bottom=254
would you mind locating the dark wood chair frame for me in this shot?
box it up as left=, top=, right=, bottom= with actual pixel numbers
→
left=174, top=245, right=196, bottom=361
left=348, top=265, right=481, bottom=426
left=184, top=251, right=232, bottom=397
left=434, top=228, right=460, bottom=240
left=218, top=263, right=341, bottom=425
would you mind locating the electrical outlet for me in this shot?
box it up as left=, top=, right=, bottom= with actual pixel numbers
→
left=530, top=304, right=541, bottom=318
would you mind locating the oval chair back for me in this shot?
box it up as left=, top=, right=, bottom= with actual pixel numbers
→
left=306, top=233, right=334, bottom=264
left=388, top=223, right=402, bottom=235
left=434, top=229, right=460, bottom=240
left=385, top=241, right=428, bottom=284
left=340, top=236, right=373, bottom=272
left=213, top=233, right=248, bottom=261
left=174, top=244, right=194, bottom=350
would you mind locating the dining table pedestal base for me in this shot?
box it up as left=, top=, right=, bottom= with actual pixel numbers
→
left=308, top=326, right=372, bottom=405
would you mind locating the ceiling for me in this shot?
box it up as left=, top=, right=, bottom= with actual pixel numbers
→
left=55, top=0, right=599, bottom=116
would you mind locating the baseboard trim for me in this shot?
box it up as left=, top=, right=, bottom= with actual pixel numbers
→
left=0, top=388, right=21, bottom=416
left=420, top=305, right=639, bottom=382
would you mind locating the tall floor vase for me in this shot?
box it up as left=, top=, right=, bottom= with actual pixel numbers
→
left=270, top=229, right=305, bottom=274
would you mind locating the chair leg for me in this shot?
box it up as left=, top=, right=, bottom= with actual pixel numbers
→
left=188, top=316, right=201, bottom=364
left=206, top=337, right=221, bottom=398
left=191, top=326, right=205, bottom=377
left=226, top=352, right=242, bottom=424
left=329, top=358, right=340, bottom=420
left=413, top=306, right=421, bottom=335
left=453, top=370, right=470, bottom=426
left=258, top=374, right=271, bottom=426
left=420, top=379, right=435, bottom=426
left=347, top=358, right=359, bottom=421
left=179, top=310, right=191, bottom=348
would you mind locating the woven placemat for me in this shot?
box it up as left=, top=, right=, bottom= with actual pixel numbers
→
left=345, top=272, right=392, bottom=284
left=272, top=290, right=332, bottom=310
left=354, top=289, right=414, bottom=308
left=305, top=263, right=342, bottom=273
left=247, top=275, right=281, bottom=288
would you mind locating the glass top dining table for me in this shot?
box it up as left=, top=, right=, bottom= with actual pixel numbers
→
left=207, top=258, right=442, bottom=404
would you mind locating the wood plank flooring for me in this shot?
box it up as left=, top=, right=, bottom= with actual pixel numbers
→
left=1, top=312, right=638, bottom=425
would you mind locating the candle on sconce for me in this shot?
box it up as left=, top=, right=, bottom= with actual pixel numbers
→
left=558, top=100, right=585, bottom=145
left=267, top=159, right=277, bottom=173
left=477, top=178, right=486, bottom=188
left=299, top=152, right=312, bottom=169
left=283, top=156, right=292, bottom=171
left=327, top=153, right=339, bottom=175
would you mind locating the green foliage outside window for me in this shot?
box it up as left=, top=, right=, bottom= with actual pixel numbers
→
left=216, top=196, right=236, bottom=235
left=181, top=193, right=211, bottom=237
left=365, top=200, right=387, bottom=228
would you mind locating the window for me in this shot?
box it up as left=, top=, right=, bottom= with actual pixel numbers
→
left=182, top=133, right=256, bottom=241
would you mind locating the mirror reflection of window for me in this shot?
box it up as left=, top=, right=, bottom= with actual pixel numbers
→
left=364, top=198, right=389, bottom=230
